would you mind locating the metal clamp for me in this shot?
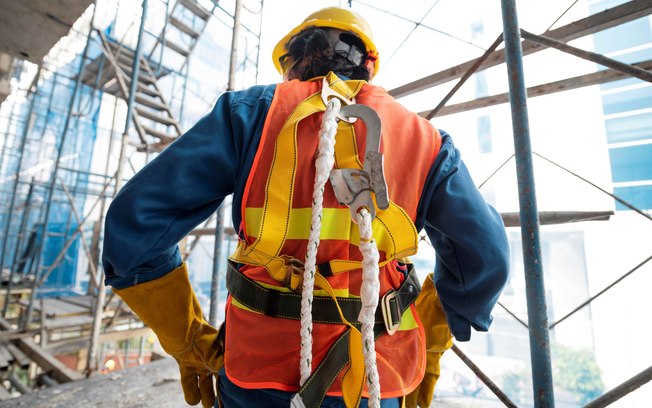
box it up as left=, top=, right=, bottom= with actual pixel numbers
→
left=381, top=290, right=401, bottom=336
left=329, top=104, right=389, bottom=221
left=321, top=77, right=356, bottom=123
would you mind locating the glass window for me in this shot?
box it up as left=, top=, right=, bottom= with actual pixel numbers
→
left=606, top=112, right=652, bottom=144
left=592, top=18, right=651, bottom=55
left=477, top=115, right=492, bottom=154
left=475, top=71, right=488, bottom=97
left=589, top=0, right=629, bottom=10
left=614, top=185, right=652, bottom=211
left=602, top=86, right=652, bottom=115
left=609, top=144, right=652, bottom=182
left=601, top=77, right=643, bottom=91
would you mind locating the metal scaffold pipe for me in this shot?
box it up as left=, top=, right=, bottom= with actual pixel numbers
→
left=500, top=0, right=555, bottom=406
left=87, top=0, right=149, bottom=375
left=209, top=0, right=241, bottom=327
left=0, top=68, right=41, bottom=317
left=23, top=0, right=99, bottom=330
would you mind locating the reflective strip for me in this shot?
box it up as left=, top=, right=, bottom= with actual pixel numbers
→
left=236, top=72, right=419, bottom=280
left=245, top=207, right=352, bottom=240
left=245, top=73, right=365, bottom=261
left=244, top=204, right=418, bottom=259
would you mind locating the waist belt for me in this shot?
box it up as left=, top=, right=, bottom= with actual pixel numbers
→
left=226, top=260, right=421, bottom=334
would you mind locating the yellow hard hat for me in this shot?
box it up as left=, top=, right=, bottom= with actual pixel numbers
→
left=272, top=7, right=379, bottom=77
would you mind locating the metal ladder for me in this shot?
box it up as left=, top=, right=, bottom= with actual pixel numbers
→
left=148, top=0, right=216, bottom=71
left=79, top=0, right=215, bottom=151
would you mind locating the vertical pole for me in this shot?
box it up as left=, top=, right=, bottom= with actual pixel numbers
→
left=0, top=68, right=41, bottom=302
left=209, top=0, right=241, bottom=327
left=228, top=0, right=242, bottom=92
left=500, top=1, right=554, bottom=407
left=124, top=0, right=148, bottom=141
left=2, top=179, right=36, bottom=317
left=87, top=0, right=148, bottom=375
left=208, top=209, right=224, bottom=326
left=24, top=1, right=98, bottom=330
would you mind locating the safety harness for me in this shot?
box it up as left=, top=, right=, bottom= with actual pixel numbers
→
left=228, top=73, right=423, bottom=408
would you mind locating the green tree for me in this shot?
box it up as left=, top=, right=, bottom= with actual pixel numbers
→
left=552, top=344, right=604, bottom=405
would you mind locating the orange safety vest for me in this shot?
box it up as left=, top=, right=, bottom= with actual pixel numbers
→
left=225, top=73, right=442, bottom=398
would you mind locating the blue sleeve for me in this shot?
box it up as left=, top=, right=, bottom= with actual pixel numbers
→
left=415, top=131, right=509, bottom=341
left=102, top=85, right=275, bottom=289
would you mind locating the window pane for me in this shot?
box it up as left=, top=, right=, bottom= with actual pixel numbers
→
left=602, top=86, right=652, bottom=115
left=609, top=144, right=652, bottom=182
left=477, top=115, right=492, bottom=154
left=592, top=18, right=651, bottom=55
left=614, top=185, right=652, bottom=211
left=606, top=112, right=652, bottom=144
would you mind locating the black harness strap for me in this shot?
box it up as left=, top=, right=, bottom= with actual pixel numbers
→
left=226, top=261, right=422, bottom=408
left=226, top=261, right=420, bottom=327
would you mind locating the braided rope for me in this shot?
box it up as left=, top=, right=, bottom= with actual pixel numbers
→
left=299, top=97, right=342, bottom=385
left=356, top=208, right=382, bottom=408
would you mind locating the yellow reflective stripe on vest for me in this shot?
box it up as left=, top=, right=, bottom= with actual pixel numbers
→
left=244, top=205, right=419, bottom=260
left=240, top=74, right=365, bottom=275
left=238, top=72, right=419, bottom=281
left=245, top=207, right=352, bottom=240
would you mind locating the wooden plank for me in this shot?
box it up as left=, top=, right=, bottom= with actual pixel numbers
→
left=42, top=299, right=89, bottom=318
left=6, top=343, right=31, bottom=369
left=56, top=296, right=93, bottom=309
left=0, top=358, right=185, bottom=407
left=43, top=315, right=95, bottom=330
left=389, top=0, right=652, bottom=98
left=0, top=330, right=36, bottom=342
left=46, top=327, right=152, bottom=356
left=0, top=317, right=82, bottom=383
left=0, top=347, right=10, bottom=371
left=418, top=59, right=652, bottom=117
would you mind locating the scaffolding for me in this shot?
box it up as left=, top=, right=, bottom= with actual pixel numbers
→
left=0, top=0, right=650, bottom=406
left=0, top=0, right=263, bottom=396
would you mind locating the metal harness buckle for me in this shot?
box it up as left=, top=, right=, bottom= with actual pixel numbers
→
left=381, top=290, right=401, bottom=336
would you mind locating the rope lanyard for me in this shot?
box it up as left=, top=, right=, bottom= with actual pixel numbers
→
left=299, top=86, right=383, bottom=408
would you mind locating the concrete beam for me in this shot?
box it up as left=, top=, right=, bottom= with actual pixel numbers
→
left=0, top=0, right=93, bottom=63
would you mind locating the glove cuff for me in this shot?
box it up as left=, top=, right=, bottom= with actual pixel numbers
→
left=114, top=263, right=206, bottom=354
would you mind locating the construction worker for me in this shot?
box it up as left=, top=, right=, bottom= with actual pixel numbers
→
left=102, top=7, right=509, bottom=408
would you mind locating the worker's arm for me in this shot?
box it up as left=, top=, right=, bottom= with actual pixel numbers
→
left=101, top=85, right=274, bottom=408
left=102, top=84, right=275, bottom=289
left=416, top=132, right=509, bottom=341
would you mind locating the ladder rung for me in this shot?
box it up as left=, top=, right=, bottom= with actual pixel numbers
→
left=117, top=62, right=156, bottom=84
left=169, top=16, right=201, bottom=38
left=136, top=94, right=166, bottom=111
left=107, top=41, right=135, bottom=57
left=135, top=108, right=177, bottom=126
left=143, top=125, right=178, bottom=142
left=137, top=83, right=160, bottom=98
left=138, top=141, right=171, bottom=153
left=178, top=0, right=212, bottom=21
left=164, top=39, right=190, bottom=57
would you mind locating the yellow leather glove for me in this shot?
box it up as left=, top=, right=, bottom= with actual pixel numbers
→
left=113, top=263, right=224, bottom=408
left=405, top=273, right=453, bottom=408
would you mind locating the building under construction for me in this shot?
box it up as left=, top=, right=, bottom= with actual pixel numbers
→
left=0, top=0, right=650, bottom=407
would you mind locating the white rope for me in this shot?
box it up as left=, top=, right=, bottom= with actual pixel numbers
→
left=357, top=208, right=381, bottom=408
left=299, top=97, right=341, bottom=385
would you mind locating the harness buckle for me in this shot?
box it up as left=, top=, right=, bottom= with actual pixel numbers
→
left=381, top=290, right=401, bottom=336
left=281, top=256, right=304, bottom=292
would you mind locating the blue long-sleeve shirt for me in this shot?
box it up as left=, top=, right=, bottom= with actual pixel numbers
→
left=102, top=83, right=509, bottom=341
